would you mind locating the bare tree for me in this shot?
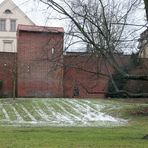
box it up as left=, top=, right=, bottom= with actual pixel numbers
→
left=144, top=0, right=148, bottom=21
left=39, top=0, right=148, bottom=97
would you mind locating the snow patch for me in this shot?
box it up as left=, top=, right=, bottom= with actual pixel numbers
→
left=20, top=104, right=37, bottom=121
left=0, top=103, right=10, bottom=121
left=11, top=105, right=24, bottom=121
left=0, top=99, right=127, bottom=127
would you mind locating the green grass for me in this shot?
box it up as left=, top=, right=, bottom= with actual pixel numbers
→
left=0, top=120, right=147, bottom=148
left=0, top=98, right=147, bottom=148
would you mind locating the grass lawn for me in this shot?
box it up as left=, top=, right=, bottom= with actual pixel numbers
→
left=0, top=98, right=147, bottom=148
left=0, top=122, right=148, bottom=148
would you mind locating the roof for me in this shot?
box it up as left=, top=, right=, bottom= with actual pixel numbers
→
left=18, top=25, right=64, bottom=33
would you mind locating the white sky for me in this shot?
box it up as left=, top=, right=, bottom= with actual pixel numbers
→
left=0, top=0, right=146, bottom=28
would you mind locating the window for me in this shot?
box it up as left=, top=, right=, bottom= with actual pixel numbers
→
left=0, top=19, right=6, bottom=31
left=10, top=20, right=16, bottom=32
left=4, top=9, right=12, bottom=14
left=3, top=40, right=13, bottom=52
left=51, top=47, right=55, bottom=54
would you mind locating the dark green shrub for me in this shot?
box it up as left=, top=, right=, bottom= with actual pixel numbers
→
left=107, top=73, right=128, bottom=98
left=107, top=53, right=142, bottom=98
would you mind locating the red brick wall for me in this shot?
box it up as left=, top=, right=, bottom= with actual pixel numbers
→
left=0, top=52, right=16, bottom=97
left=63, top=54, right=130, bottom=98
left=17, top=31, right=64, bottom=97
left=63, top=54, right=111, bottom=98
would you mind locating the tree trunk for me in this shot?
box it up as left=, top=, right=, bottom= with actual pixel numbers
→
left=144, top=0, right=148, bottom=21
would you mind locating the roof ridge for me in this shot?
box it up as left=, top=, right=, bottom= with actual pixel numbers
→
left=18, top=24, right=64, bottom=33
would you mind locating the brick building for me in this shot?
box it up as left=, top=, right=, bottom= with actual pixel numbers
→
left=0, top=24, right=131, bottom=98
left=0, top=52, right=16, bottom=97
left=0, top=0, right=132, bottom=98
left=17, top=25, right=64, bottom=97
left=0, top=0, right=34, bottom=53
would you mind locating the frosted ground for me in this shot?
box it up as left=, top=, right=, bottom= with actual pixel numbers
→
left=0, top=98, right=127, bottom=127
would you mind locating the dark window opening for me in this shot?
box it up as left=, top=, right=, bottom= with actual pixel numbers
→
left=73, top=86, right=80, bottom=97
left=4, top=9, right=12, bottom=14
left=10, top=20, right=16, bottom=32
left=0, top=19, right=6, bottom=31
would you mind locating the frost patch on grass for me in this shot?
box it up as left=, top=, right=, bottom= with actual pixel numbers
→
left=11, top=105, right=24, bottom=122
left=0, top=103, right=10, bottom=121
left=20, top=104, right=37, bottom=121
left=0, top=99, right=127, bottom=127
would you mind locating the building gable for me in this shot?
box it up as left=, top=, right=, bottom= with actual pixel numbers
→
left=0, top=0, right=34, bottom=52
left=0, top=0, right=34, bottom=25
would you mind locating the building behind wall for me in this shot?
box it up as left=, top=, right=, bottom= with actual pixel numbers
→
left=0, top=0, right=34, bottom=53
left=138, top=28, right=148, bottom=58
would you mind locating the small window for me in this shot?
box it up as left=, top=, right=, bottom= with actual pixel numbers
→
left=3, top=40, right=13, bottom=52
left=0, top=19, right=6, bottom=31
left=10, top=20, right=16, bottom=32
left=4, top=9, right=12, bottom=14
left=51, top=47, right=55, bottom=54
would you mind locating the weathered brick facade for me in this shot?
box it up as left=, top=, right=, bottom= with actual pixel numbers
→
left=0, top=25, right=131, bottom=98
left=0, top=52, right=16, bottom=97
left=63, top=54, right=112, bottom=98
left=63, top=53, right=131, bottom=98
left=17, top=25, right=64, bottom=97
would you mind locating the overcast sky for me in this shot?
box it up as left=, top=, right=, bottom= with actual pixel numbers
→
left=0, top=0, right=147, bottom=52
left=0, top=0, right=146, bottom=28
